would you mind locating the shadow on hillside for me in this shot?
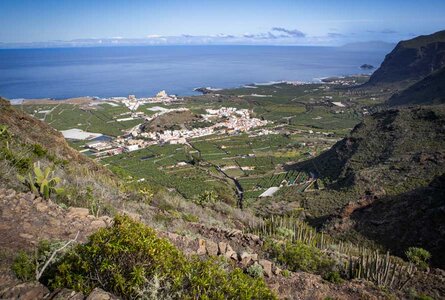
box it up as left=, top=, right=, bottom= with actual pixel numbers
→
left=349, top=174, right=445, bottom=269
left=283, top=137, right=359, bottom=190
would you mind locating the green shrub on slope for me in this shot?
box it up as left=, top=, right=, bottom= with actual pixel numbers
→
left=264, top=239, right=334, bottom=274
left=48, top=215, right=276, bottom=299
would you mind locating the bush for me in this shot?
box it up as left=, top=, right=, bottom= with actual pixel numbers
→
left=246, top=262, right=264, bottom=278
left=32, top=144, right=47, bottom=157
left=11, top=251, right=35, bottom=281
left=281, top=269, right=291, bottom=277
left=48, top=215, right=276, bottom=299
left=264, top=240, right=334, bottom=274
left=194, top=190, right=218, bottom=206
left=323, top=271, right=343, bottom=284
left=405, top=247, right=431, bottom=270
left=12, top=240, right=73, bottom=282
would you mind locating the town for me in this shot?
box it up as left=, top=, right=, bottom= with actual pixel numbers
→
left=77, top=93, right=270, bottom=157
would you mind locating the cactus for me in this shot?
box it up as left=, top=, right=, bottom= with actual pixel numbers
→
left=18, top=162, right=64, bottom=199
left=250, top=215, right=418, bottom=290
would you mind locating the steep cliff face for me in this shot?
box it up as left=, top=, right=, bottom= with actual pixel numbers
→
left=366, top=30, right=445, bottom=87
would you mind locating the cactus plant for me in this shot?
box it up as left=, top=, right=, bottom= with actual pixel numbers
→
left=251, top=215, right=418, bottom=290
left=18, top=162, right=64, bottom=199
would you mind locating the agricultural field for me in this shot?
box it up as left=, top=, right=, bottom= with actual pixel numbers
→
left=101, top=130, right=336, bottom=206
left=17, top=102, right=142, bottom=137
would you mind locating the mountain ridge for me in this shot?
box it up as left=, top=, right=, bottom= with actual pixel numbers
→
left=365, top=30, right=445, bottom=87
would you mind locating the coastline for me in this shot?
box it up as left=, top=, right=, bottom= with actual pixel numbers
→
left=10, top=73, right=372, bottom=105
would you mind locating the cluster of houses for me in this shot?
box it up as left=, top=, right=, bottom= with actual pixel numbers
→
left=84, top=106, right=270, bottom=155
left=134, top=107, right=268, bottom=145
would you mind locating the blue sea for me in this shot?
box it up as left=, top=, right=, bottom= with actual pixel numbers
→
left=0, top=46, right=388, bottom=99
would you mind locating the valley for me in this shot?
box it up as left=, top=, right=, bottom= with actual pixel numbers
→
left=1, top=29, right=445, bottom=300
left=15, top=75, right=378, bottom=207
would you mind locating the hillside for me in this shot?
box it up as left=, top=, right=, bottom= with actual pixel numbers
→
left=0, top=98, right=130, bottom=211
left=388, top=67, right=445, bottom=106
left=2, top=91, right=445, bottom=299
left=291, top=106, right=445, bottom=195
left=330, top=173, right=445, bottom=268
left=283, top=105, right=445, bottom=273
left=366, top=30, right=445, bottom=87
left=1, top=97, right=405, bottom=299
left=140, top=109, right=203, bottom=132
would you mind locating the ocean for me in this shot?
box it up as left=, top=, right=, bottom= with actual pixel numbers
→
left=0, top=46, right=388, bottom=99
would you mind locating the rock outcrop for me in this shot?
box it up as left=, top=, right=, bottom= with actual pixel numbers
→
left=0, top=188, right=111, bottom=267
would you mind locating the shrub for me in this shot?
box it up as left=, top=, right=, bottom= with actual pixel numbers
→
left=275, top=227, right=294, bottom=239
left=184, top=258, right=274, bottom=299
left=11, top=251, right=35, bottom=281
left=281, top=269, right=291, bottom=277
left=12, top=240, right=73, bottom=282
left=246, top=262, right=264, bottom=278
left=323, top=271, right=343, bottom=284
left=32, top=144, right=47, bottom=157
left=48, top=215, right=276, bottom=299
left=405, top=247, right=431, bottom=270
left=194, top=190, right=218, bottom=206
left=49, top=214, right=186, bottom=296
left=264, top=240, right=334, bottom=274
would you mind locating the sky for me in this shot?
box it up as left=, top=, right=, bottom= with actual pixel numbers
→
left=0, top=0, right=444, bottom=47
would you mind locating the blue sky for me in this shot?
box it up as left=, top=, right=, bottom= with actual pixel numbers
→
left=0, top=0, right=444, bottom=47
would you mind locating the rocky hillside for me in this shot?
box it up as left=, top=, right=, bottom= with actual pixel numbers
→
left=366, top=30, right=445, bottom=87
left=286, top=105, right=445, bottom=274
left=328, top=173, right=445, bottom=269
left=292, top=106, right=445, bottom=196
left=388, top=67, right=445, bottom=106
left=0, top=97, right=132, bottom=214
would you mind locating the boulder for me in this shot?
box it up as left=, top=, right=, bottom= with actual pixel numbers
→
left=0, top=282, right=49, bottom=300
left=206, top=240, right=218, bottom=256
left=90, top=219, right=107, bottom=229
left=48, top=288, right=84, bottom=300
left=273, top=265, right=282, bottom=276
left=240, top=252, right=253, bottom=267
left=197, top=238, right=206, bottom=255
left=251, top=253, right=258, bottom=261
left=259, top=259, right=273, bottom=277
left=224, top=244, right=237, bottom=260
left=218, top=241, right=227, bottom=255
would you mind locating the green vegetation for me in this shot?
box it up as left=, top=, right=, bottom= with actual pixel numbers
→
left=194, top=190, right=218, bottom=206
left=264, top=240, right=334, bottom=274
left=18, top=162, right=64, bottom=199
left=47, top=215, right=276, bottom=299
left=11, top=251, right=35, bottom=281
left=19, top=103, right=141, bottom=137
left=12, top=240, right=73, bottom=282
left=252, top=215, right=419, bottom=290
left=246, top=263, right=264, bottom=278
left=405, top=247, right=431, bottom=270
